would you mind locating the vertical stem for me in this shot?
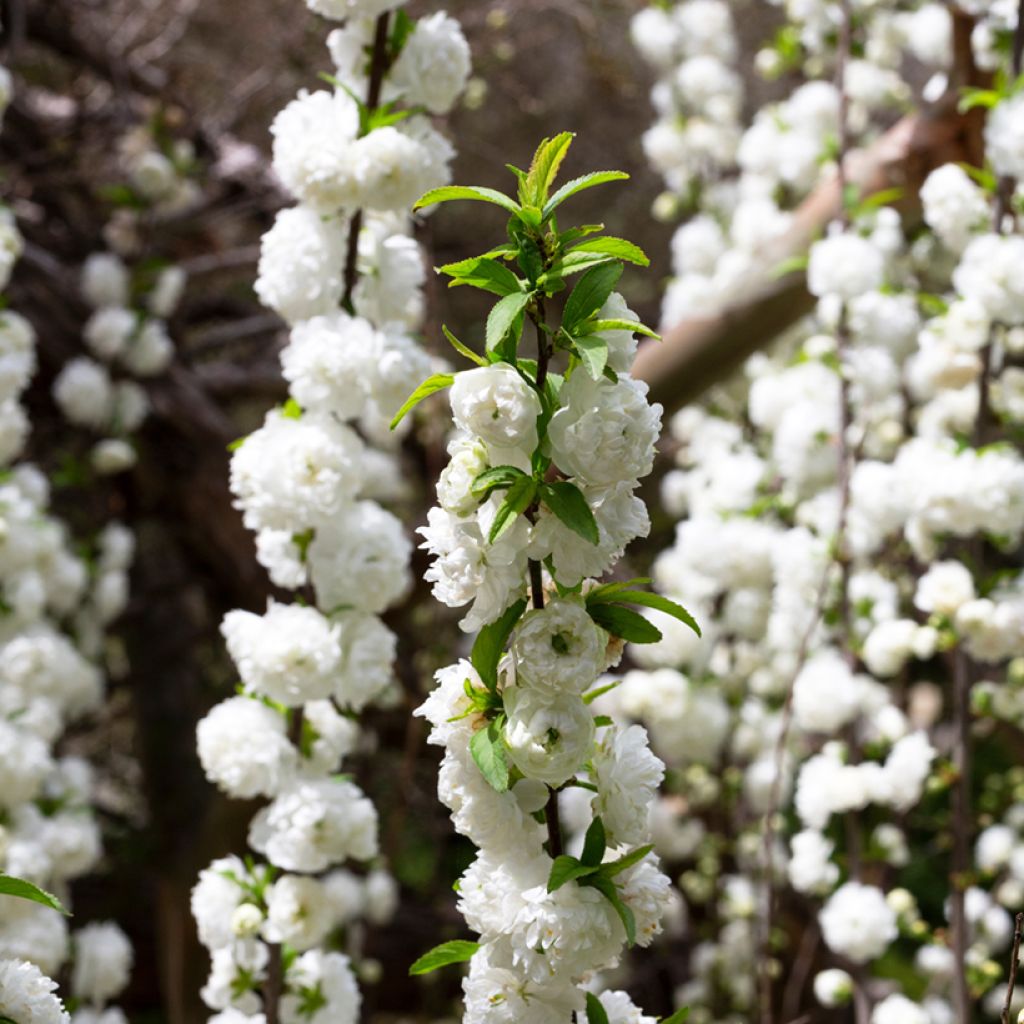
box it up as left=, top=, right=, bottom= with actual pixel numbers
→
left=264, top=943, right=283, bottom=1024
left=546, top=787, right=563, bottom=858
left=340, top=11, right=393, bottom=310
left=951, top=646, right=973, bottom=1024
left=1001, top=912, right=1024, bottom=1024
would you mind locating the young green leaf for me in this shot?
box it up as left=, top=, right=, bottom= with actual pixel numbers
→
left=486, top=291, right=533, bottom=353
left=586, top=993, right=611, bottom=1024
left=547, top=855, right=599, bottom=892
left=439, top=256, right=523, bottom=297
left=443, top=325, right=488, bottom=367
left=539, top=481, right=599, bottom=545
left=562, top=263, right=623, bottom=333
left=588, top=603, right=663, bottom=644
left=524, top=132, right=575, bottom=207
left=409, top=939, right=480, bottom=976
left=584, top=875, right=637, bottom=946
left=415, top=185, right=521, bottom=215
left=546, top=250, right=621, bottom=278
left=599, top=844, right=654, bottom=878
left=574, top=334, right=609, bottom=381
left=470, top=598, right=527, bottom=690
left=582, top=679, right=621, bottom=704
left=0, top=875, right=69, bottom=916
left=568, top=236, right=649, bottom=267
left=589, top=590, right=701, bottom=637
left=470, top=718, right=510, bottom=792
left=389, top=373, right=455, bottom=430
left=580, top=816, right=607, bottom=868
left=577, top=318, right=660, bottom=340
left=660, top=1008, right=691, bottom=1024
left=488, top=476, right=537, bottom=543
left=542, top=171, right=629, bottom=219
left=281, top=397, right=303, bottom=419
left=471, top=465, right=529, bottom=501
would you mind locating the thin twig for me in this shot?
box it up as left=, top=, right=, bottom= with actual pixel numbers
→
left=1001, top=912, right=1024, bottom=1024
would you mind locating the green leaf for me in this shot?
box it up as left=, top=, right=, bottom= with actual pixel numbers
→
left=0, top=875, right=69, bottom=916
left=582, top=679, right=621, bottom=704
left=581, top=816, right=607, bottom=868
left=389, top=9, right=416, bottom=56
left=568, top=236, right=649, bottom=267
left=471, top=598, right=527, bottom=690
left=958, top=162, right=997, bottom=193
left=593, top=714, right=614, bottom=727
left=585, top=577, right=652, bottom=600
left=574, top=334, right=609, bottom=380
left=588, top=603, right=663, bottom=644
left=281, top=397, right=303, bottom=419
left=599, top=844, right=654, bottom=878
left=661, top=1009, right=691, bottom=1024
left=563, top=263, right=623, bottom=333
left=577, top=318, right=660, bottom=340
left=488, top=476, right=537, bottom=543
left=470, top=718, right=510, bottom=793
left=439, top=256, right=523, bottom=297
left=584, top=875, right=636, bottom=946
left=770, top=254, right=808, bottom=280
left=540, top=481, right=599, bottom=545
left=471, top=465, right=529, bottom=501
left=415, top=185, right=521, bottom=216
left=486, top=291, right=533, bottom=353
left=226, top=435, right=248, bottom=452
left=389, top=373, right=455, bottom=430
left=857, top=186, right=904, bottom=213
left=443, top=325, right=488, bottom=367
left=543, top=171, right=629, bottom=219
left=547, top=855, right=599, bottom=892
left=958, top=86, right=1000, bottom=113
left=546, top=250, right=620, bottom=278
left=409, top=939, right=480, bottom=976
left=589, top=590, right=701, bottom=637
left=524, top=132, right=575, bottom=207
left=586, top=993, right=611, bottom=1024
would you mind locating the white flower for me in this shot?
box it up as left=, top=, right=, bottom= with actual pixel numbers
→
left=618, top=855, right=672, bottom=947
left=503, top=685, right=595, bottom=787
left=807, top=232, right=885, bottom=301
left=122, top=318, right=173, bottom=376
left=52, top=358, right=114, bottom=430
left=512, top=598, right=606, bottom=695
left=976, top=824, right=1016, bottom=874
left=882, top=731, right=935, bottom=812
left=920, top=164, right=989, bottom=253
left=953, top=234, right=1024, bottom=325
left=248, top=778, right=378, bottom=872
left=229, top=409, right=364, bottom=533
left=148, top=266, right=187, bottom=318
left=813, top=968, right=852, bottom=1007
left=196, top=696, right=296, bottom=798
left=345, top=125, right=433, bottom=213
left=222, top=601, right=342, bottom=706
left=581, top=989, right=657, bottom=1024
left=792, top=648, right=864, bottom=735
left=914, top=560, right=975, bottom=617
left=590, top=725, right=665, bottom=846
left=307, top=500, right=411, bottom=616
left=271, top=90, right=360, bottom=212
left=90, top=440, right=136, bottom=476
left=548, top=373, right=662, bottom=488
left=71, top=922, right=132, bottom=1006
left=819, top=882, right=897, bottom=963
left=280, top=950, right=360, bottom=1024
left=255, top=206, right=346, bottom=324
left=280, top=313, right=376, bottom=419
left=414, top=659, right=486, bottom=747
left=437, top=436, right=489, bottom=516
left=0, top=959, right=69, bottom=1024
left=0, top=898, right=69, bottom=976
left=872, top=994, right=929, bottom=1024
left=0, top=311, right=36, bottom=403
left=390, top=12, right=470, bottom=115
left=788, top=830, right=839, bottom=895
left=449, top=365, right=543, bottom=459
left=263, top=876, right=333, bottom=951
left=191, top=856, right=253, bottom=950
left=985, top=93, right=1024, bottom=183
left=83, top=307, right=135, bottom=362
left=462, top=945, right=584, bottom=1024
left=333, top=611, right=397, bottom=711
left=304, top=0, right=406, bottom=21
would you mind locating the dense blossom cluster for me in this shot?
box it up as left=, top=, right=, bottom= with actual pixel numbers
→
left=630, top=1, right=1024, bottom=1020
left=408, top=136, right=693, bottom=1024
left=0, top=65, right=134, bottom=1024
left=191, top=2, right=470, bottom=1022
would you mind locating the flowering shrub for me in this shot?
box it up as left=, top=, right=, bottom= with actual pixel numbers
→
left=403, top=133, right=697, bottom=1024
left=628, top=0, right=1024, bottom=1021
left=190, top=1, right=470, bottom=1022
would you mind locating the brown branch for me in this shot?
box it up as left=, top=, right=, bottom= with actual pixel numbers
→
left=1002, top=912, right=1024, bottom=1024
left=633, top=106, right=976, bottom=414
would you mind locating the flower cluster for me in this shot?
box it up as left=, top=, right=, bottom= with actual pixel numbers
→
left=406, top=135, right=693, bottom=1024
left=628, top=1, right=1024, bottom=1021
left=192, top=2, right=470, bottom=1022
left=0, top=63, right=134, bottom=1024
